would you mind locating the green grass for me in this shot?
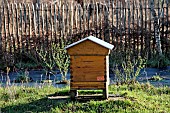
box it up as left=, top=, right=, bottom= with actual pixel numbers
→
left=0, top=83, right=170, bottom=113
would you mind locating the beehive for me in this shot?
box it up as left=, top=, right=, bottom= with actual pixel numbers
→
left=66, top=36, right=114, bottom=99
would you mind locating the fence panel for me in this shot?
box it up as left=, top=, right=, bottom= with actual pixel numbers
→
left=0, top=0, right=170, bottom=66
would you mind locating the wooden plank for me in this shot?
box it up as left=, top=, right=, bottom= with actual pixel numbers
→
left=54, top=3, right=57, bottom=43
left=79, top=4, right=82, bottom=39
left=66, top=3, right=69, bottom=35
left=161, top=1, right=165, bottom=53
left=144, top=0, right=147, bottom=56
left=71, top=63, right=105, bottom=68
left=67, top=40, right=109, bottom=55
left=104, top=5, right=110, bottom=43
left=71, top=71, right=105, bottom=78
left=146, top=0, right=151, bottom=58
left=49, top=3, right=54, bottom=44
left=99, top=2, right=102, bottom=39
left=12, top=4, right=15, bottom=53
left=12, top=4, right=16, bottom=53
left=16, top=4, right=20, bottom=52
left=128, top=1, right=131, bottom=53
left=165, top=0, right=169, bottom=54
left=4, top=5, right=7, bottom=53
left=37, top=3, right=40, bottom=47
left=20, top=3, right=24, bottom=52
left=24, top=3, right=27, bottom=52
left=71, top=67, right=105, bottom=73
left=45, top=4, right=48, bottom=48
left=58, top=3, right=61, bottom=40
left=53, top=4, right=57, bottom=43
left=72, top=75, right=106, bottom=82
left=70, top=55, right=105, bottom=61
left=83, top=1, right=86, bottom=37
left=132, top=1, right=135, bottom=54
left=33, top=3, right=36, bottom=47
left=124, top=2, right=127, bottom=55
left=116, top=0, right=119, bottom=51
left=91, top=0, right=94, bottom=28
left=7, top=4, right=11, bottom=53
left=87, top=3, right=90, bottom=36
left=95, top=2, right=98, bottom=37
left=0, top=5, right=2, bottom=55
left=62, top=3, right=65, bottom=37
left=69, top=2, right=73, bottom=37
left=26, top=4, right=30, bottom=52
left=119, top=2, right=122, bottom=52
left=28, top=4, right=31, bottom=51
left=148, top=0, right=154, bottom=57
left=41, top=3, right=45, bottom=49
left=139, top=0, right=143, bottom=56
left=8, top=4, right=12, bottom=54
left=71, top=82, right=105, bottom=89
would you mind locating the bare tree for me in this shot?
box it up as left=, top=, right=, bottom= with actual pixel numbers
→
left=150, top=0, right=164, bottom=56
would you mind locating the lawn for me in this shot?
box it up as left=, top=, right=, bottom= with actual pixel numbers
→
left=0, top=83, right=170, bottom=113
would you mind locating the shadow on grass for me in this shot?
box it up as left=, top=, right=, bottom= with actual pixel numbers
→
left=2, top=93, right=126, bottom=113
left=1, top=94, right=71, bottom=113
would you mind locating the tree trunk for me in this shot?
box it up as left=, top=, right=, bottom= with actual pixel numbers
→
left=150, top=0, right=162, bottom=55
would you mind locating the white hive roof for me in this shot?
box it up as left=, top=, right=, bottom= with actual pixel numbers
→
left=65, top=36, right=114, bottom=50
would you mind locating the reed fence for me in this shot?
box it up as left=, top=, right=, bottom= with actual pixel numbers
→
left=0, top=0, right=170, bottom=66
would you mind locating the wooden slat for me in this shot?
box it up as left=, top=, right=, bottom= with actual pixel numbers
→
left=12, top=4, right=16, bottom=52
left=54, top=3, right=57, bottom=43
left=128, top=1, right=131, bottom=52
left=99, top=2, right=102, bottom=39
left=71, top=69, right=106, bottom=81
left=0, top=5, right=2, bottom=55
left=8, top=4, right=12, bottom=54
left=20, top=3, right=24, bottom=52
left=161, top=1, right=165, bottom=53
left=165, top=0, right=169, bottom=54
left=70, top=55, right=105, bottom=61
left=69, top=2, right=73, bottom=37
left=6, top=4, right=11, bottom=54
left=79, top=4, right=82, bottom=39
left=119, top=2, right=123, bottom=52
left=4, top=5, right=7, bottom=53
left=66, top=3, right=69, bottom=35
left=50, top=3, right=53, bottom=44
left=62, top=3, right=65, bottom=37
left=58, top=3, right=61, bottom=39
left=12, top=4, right=15, bottom=53
left=41, top=3, right=45, bottom=49
left=24, top=3, right=27, bottom=52
left=70, top=55, right=106, bottom=82
left=132, top=1, right=135, bottom=53
left=116, top=0, right=119, bottom=51
left=37, top=3, right=40, bottom=47
left=45, top=4, right=48, bottom=48
left=71, top=82, right=105, bottom=89
left=123, top=2, right=127, bottom=55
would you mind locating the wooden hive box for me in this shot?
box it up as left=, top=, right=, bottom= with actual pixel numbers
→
left=66, top=36, right=114, bottom=99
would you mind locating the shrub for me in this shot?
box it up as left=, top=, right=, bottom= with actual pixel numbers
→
left=113, top=56, right=146, bottom=84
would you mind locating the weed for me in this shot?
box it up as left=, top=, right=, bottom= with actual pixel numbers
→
left=0, top=84, right=170, bottom=113
left=113, top=56, right=146, bottom=84
left=149, top=75, right=163, bottom=81
left=52, top=39, right=70, bottom=81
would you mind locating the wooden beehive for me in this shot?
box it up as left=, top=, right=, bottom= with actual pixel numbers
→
left=66, top=36, right=114, bottom=99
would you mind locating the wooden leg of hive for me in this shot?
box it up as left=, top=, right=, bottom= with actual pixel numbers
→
left=70, top=90, right=78, bottom=99
left=103, top=86, right=108, bottom=99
